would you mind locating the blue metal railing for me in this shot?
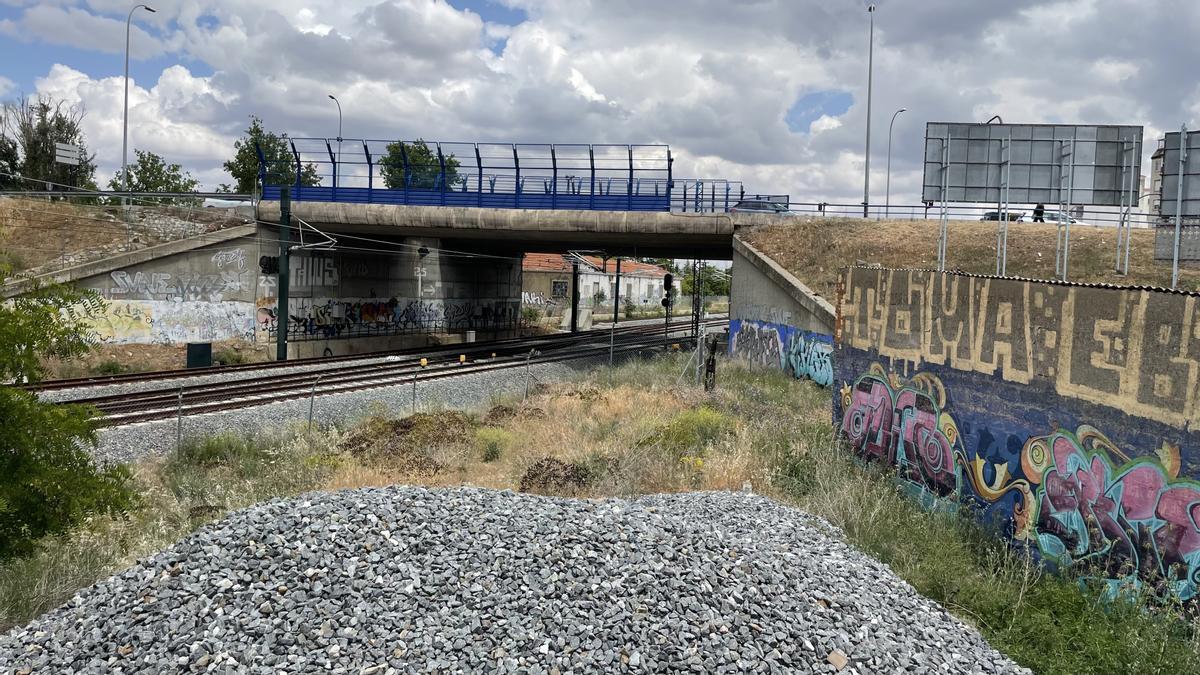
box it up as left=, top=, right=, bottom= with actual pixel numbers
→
left=257, top=138, right=780, bottom=213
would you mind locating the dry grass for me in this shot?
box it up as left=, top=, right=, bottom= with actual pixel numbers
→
left=742, top=217, right=1200, bottom=303
left=39, top=339, right=271, bottom=379
left=3, top=354, right=1197, bottom=674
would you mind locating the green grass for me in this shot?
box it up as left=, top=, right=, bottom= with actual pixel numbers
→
left=474, top=427, right=513, bottom=463
left=0, top=427, right=338, bottom=631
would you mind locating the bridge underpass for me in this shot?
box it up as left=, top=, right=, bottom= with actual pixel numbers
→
left=250, top=138, right=784, bottom=357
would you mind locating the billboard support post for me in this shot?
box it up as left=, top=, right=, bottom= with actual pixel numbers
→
left=1173, top=125, right=1189, bottom=289
left=938, top=138, right=950, bottom=271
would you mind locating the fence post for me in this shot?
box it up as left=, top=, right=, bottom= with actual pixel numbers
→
left=307, top=375, right=323, bottom=431
left=436, top=143, right=447, bottom=206
left=666, top=149, right=673, bottom=211
left=513, top=145, right=521, bottom=209
left=399, top=142, right=410, bottom=204
left=290, top=140, right=302, bottom=198
left=175, top=385, right=184, bottom=452
left=551, top=145, right=558, bottom=210
left=475, top=144, right=483, bottom=207
left=627, top=145, right=634, bottom=211
left=363, top=141, right=373, bottom=200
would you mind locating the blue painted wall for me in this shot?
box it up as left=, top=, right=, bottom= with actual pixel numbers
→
left=729, top=318, right=832, bottom=387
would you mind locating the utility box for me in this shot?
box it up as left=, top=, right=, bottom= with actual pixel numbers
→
left=186, top=343, right=213, bottom=369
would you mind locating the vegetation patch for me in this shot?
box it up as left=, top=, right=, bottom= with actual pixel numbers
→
left=474, top=427, right=514, bottom=463
left=637, top=406, right=736, bottom=459
left=518, top=457, right=591, bottom=495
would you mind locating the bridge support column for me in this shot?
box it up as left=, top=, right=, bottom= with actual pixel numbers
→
left=570, top=262, right=580, bottom=333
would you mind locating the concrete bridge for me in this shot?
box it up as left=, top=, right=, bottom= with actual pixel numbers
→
left=255, top=200, right=745, bottom=259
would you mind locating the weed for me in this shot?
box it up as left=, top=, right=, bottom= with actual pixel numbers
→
left=93, top=360, right=131, bottom=375
left=474, top=427, right=513, bottom=463
left=212, top=348, right=247, bottom=365
left=638, top=406, right=735, bottom=459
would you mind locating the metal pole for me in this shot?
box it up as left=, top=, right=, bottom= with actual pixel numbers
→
left=276, top=186, right=291, bottom=361
left=1173, top=126, right=1189, bottom=289
left=523, top=349, right=536, bottom=401
left=175, top=384, right=183, bottom=452
left=613, top=257, right=621, bottom=325
left=570, top=261, right=580, bottom=333
left=328, top=95, right=342, bottom=187
left=307, top=375, right=323, bottom=431
left=862, top=3, right=876, bottom=219
left=885, top=107, right=905, bottom=220
left=121, top=4, right=156, bottom=209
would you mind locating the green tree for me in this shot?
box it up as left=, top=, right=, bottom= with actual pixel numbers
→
left=0, top=94, right=98, bottom=194
left=680, top=264, right=730, bottom=297
left=108, top=149, right=201, bottom=205
left=380, top=140, right=462, bottom=190
left=0, top=133, right=19, bottom=190
left=223, top=116, right=320, bottom=194
left=0, top=268, right=135, bottom=560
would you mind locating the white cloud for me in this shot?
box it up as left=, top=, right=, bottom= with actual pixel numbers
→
left=2, top=0, right=1194, bottom=203
left=810, top=115, right=842, bottom=134
left=0, top=76, right=13, bottom=98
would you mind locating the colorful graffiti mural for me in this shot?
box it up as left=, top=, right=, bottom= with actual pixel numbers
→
left=729, top=319, right=832, bottom=387
left=838, top=364, right=1200, bottom=601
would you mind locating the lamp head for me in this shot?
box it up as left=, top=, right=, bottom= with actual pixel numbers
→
left=899, top=107, right=907, bottom=113
left=144, top=5, right=157, bottom=12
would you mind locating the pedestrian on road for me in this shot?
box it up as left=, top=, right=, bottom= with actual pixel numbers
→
left=1033, top=203, right=1045, bottom=222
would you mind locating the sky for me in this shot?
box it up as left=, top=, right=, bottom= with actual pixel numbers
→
left=0, top=0, right=1197, bottom=204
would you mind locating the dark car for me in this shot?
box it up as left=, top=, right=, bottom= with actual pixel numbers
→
left=981, top=211, right=1026, bottom=222
left=729, top=200, right=794, bottom=215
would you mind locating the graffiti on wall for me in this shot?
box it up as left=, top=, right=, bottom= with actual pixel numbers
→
left=837, top=267, right=1200, bottom=602
left=838, top=363, right=1200, bottom=601
left=85, top=300, right=256, bottom=344
left=255, top=296, right=520, bottom=341
left=840, top=267, right=1200, bottom=429
left=729, top=319, right=833, bottom=387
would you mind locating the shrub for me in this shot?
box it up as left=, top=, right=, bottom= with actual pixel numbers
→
left=212, top=348, right=247, bottom=365
left=638, top=406, right=735, bottom=458
left=93, top=360, right=130, bottom=375
left=474, top=427, right=513, bottom=463
left=520, top=306, right=542, bottom=326
left=0, top=269, right=136, bottom=560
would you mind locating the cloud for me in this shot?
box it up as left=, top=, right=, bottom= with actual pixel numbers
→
left=3, top=0, right=1196, bottom=204
left=34, top=63, right=235, bottom=186
left=0, top=76, right=13, bottom=98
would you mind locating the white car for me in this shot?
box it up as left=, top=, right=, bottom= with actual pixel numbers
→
left=1035, top=211, right=1089, bottom=227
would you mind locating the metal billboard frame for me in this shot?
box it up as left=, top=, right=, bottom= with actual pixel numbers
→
left=923, top=122, right=1143, bottom=280
left=1161, top=126, right=1197, bottom=287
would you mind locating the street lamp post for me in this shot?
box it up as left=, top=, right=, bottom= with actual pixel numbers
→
left=121, top=4, right=156, bottom=207
left=885, top=107, right=906, bottom=219
left=862, top=3, right=876, bottom=219
left=328, top=94, right=342, bottom=187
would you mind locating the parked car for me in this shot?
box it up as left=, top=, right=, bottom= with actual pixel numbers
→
left=981, top=211, right=1026, bottom=222
left=729, top=200, right=794, bottom=215
left=1041, top=212, right=1089, bottom=227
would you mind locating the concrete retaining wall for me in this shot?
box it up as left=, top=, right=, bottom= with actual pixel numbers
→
left=728, top=235, right=836, bottom=386
left=834, top=266, right=1200, bottom=602
left=51, top=225, right=521, bottom=354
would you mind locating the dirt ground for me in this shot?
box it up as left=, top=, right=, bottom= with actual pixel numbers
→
left=0, top=197, right=244, bottom=275
left=741, top=217, right=1200, bottom=303
left=42, top=339, right=272, bottom=379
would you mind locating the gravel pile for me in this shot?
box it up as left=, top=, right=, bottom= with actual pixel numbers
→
left=1, top=488, right=1027, bottom=674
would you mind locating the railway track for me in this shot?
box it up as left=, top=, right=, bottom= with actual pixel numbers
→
left=28, top=318, right=725, bottom=393
left=67, top=319, right=725, bottom=427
